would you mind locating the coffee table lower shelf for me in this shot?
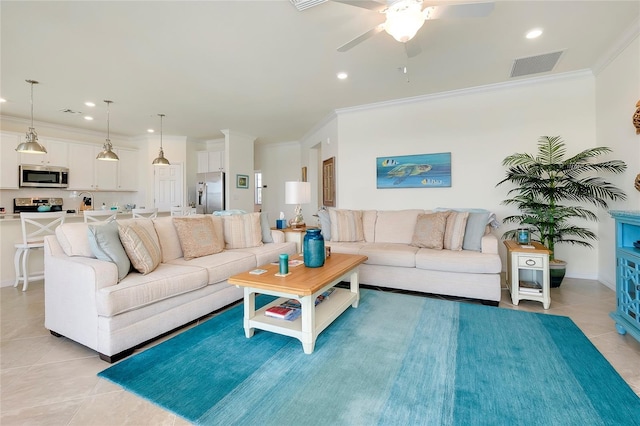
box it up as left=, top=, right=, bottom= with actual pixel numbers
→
left=244, top=286, right=357, bottom=354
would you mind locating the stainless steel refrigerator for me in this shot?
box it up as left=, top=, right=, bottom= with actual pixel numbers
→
left=196, top=172, right=225, bottom=214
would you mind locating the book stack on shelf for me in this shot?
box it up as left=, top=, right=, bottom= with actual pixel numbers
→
left=519, top=280, right=542, bottom=294
left=265, top=288, right=335, bottom=321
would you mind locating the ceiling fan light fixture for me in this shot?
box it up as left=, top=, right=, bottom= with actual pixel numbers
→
left=96, top=100, right=119, bottom=161
left=384, top=0, right=425, bottom=43
left=16, top=79, right=47, bottom=154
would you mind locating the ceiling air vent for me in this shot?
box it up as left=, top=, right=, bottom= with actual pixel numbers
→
left=60, top=108, right=83, bottom=114
left=289, top=0, right=327, bottom=11
left=510, top=50, right=564, bottom=78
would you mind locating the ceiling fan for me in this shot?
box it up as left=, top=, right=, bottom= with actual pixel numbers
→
left=333, top=0, right=495, bottom=57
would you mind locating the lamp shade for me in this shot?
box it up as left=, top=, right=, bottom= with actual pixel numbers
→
left=285, top=181, right=311, bottom=205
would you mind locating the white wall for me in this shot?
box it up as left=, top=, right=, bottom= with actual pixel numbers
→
left=255, top=141, right=302, bottom=227
left=595, top=32, right=640, bottom=289
left=223, top=129, right=256, bottom=212
left=300, top=72, right=605, bottom=279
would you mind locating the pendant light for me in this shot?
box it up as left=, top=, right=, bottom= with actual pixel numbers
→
left=96, top=100, right=119, bottom=161
left=152, top=113, right=170, bottom=166
left=15, top=79, right=47, bottom=154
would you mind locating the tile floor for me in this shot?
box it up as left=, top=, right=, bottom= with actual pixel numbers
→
left=1, top=277, right=639, bottom=425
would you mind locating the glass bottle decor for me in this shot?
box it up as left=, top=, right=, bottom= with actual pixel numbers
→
left=303, top=228, right=325, bottom=268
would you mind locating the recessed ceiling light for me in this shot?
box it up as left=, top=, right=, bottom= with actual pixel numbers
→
left=84, top=116, right=94, bottom=121
left=0, top=98, right=6, bottom=103
left=147, top=129, right=155, bottom=133
left=526, top=28, right=543, bottom=39
left=337, top=72, right=348, bottom=80
left=85, top=101, right=95, bottom=107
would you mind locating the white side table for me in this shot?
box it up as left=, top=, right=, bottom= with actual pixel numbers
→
left=504, top=240, right=551, bottom=309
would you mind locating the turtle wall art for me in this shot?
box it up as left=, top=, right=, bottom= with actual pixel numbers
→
left=376, top=152, right=451, bottom=189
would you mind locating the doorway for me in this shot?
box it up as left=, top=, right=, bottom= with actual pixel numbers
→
left=154, top=163, right=184, bottom=212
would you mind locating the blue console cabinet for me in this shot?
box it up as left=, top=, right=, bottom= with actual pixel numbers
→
left=609, top=210, right=640, bottom=344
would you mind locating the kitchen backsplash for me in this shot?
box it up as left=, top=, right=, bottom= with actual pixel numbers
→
left=0, top=188, right=142, bottom=213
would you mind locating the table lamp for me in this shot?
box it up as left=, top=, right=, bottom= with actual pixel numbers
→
left=285, top=181, right=311, bottom=229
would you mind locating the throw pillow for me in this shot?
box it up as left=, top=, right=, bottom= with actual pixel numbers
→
left=329, top=209, right=364, bottom=242
left=462, top=211, right=491, bottom=251
left=317, top=208, right=331, bottom=241
left=118, top=220, right=162, bottom=275
left=172, top=216, right=224, bottom=260
left=222, top=212, right=263, bottom=249
left=87, top=220, right=131, bottom=282
left=55, top=223, right=95, bottom=258
left=260, top=212, right=274, bottom=243
left=411, top=211, right=450, bottom=249
left=444, top=211, right=469, bottom=251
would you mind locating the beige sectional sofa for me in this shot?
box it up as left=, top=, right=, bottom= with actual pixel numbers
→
left=318, top=208, right=502, bottom=305
left=44, top=213, right=296, bottom=362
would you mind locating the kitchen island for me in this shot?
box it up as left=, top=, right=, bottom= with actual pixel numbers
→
left=0, top=211, right=169, bottom=288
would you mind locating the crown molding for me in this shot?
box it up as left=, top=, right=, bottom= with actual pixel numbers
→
left=334, top=70, right=594, bottom=116
left=592, top=17, right=640, bottom=76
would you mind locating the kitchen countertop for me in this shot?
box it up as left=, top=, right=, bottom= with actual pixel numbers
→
left=0, top=211, right=149, bottom=222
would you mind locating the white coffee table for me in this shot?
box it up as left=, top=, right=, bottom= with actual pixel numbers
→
left=229, top=253, right=367, bottom=354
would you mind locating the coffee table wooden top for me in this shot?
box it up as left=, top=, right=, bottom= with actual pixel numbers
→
left=229, top=253, right=367, bottom=296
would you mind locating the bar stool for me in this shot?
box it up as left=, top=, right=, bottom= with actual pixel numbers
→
left=84, top=210, right=118, bottom=223
left=132, top=208, right=158, bottom=219
left=14, top=211, right=66, bottom=291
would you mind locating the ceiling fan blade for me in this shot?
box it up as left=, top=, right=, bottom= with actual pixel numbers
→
left=331, top=0, right=387, bottom=12
left=427, top=1, right=495, bottom=20
left=337, top=24, right=385, bottom=52
left=404, top=38, right=422, bottom=58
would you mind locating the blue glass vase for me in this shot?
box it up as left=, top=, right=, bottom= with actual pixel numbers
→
left=303, top=228, right=325, bottom=268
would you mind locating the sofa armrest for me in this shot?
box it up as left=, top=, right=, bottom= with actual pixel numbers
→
left=481, top=234, right=499, bottom=254
left=270, top=229, right=285, bottom=244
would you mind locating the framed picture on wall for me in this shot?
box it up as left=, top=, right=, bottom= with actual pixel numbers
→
left=376, top=152, right=451, bottom=189
left=236, top=174, right=249, bottom=189
left=322, top=157, right=335, bottom=207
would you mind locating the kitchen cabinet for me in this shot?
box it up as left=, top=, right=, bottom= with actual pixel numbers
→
left=0, top=132, right=20, bottom=189
left=20, top=138, right=68, bottom=167
left=116, top=148, right=138, bottom=191
left=68, top=144, right=138, bottom=191
left=197, top=151, right=225, bottom=173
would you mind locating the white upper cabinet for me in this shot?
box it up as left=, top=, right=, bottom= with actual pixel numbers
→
left=67, top=143, right=96, bottom=190
left=197, top=151, right=225, bottom=173
left=1, top=132, right=20, bottom=189
left=20, top=138, right=68, bottom=167
left=116, top=148, right=138, bottom=191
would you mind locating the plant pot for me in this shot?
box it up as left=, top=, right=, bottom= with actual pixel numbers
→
left=549, top=260, right=567, bottom=288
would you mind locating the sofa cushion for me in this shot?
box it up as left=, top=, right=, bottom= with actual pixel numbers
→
left=411, top=211, right=450, bottom=249
left=87, top=220, right=131, bottom=282
left=153, top=216, right=183, bottom=262
left=329, top=209, right=364, bottom=242
left=167, top=250, right=257, bottom=285
left=374, top=210, right=424, bottom=244
left=444, top=211, right=469, bottom=251
left=415, top=247, right=501, bottom=274
left=359, top=243, right=418, bottom=268
left=317, top=208, right=331, bottom=241
left=95, top=263, right=209, bottom=316
left=118, top=219, right=162, bottom=275
left=222, top=212, right=263, bottom=249
left=55, top=223, right=95, bottom=258
left=173, top=216, right=224, bottom=260
left=325, top=241, right=366, bottom=255
left=362, top=210, right=377, bottom=242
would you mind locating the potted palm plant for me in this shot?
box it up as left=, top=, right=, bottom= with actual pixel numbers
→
left=497, top=136, right=626, bottom=287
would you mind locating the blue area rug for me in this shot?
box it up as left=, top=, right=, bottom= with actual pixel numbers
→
left=99, top=290, right=640, bottom=425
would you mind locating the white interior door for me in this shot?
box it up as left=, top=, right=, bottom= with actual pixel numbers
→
left=154, top=164, right=183, bottom=212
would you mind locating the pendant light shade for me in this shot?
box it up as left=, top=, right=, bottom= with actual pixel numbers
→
left=152, top=113, right=170, bottom=166
left=96, top=100, right=119, bottom=161
left=16, top=79, right=47, bottom=154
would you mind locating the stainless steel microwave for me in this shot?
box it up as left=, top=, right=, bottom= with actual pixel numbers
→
left=19, top=164, right=69, bottom=188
